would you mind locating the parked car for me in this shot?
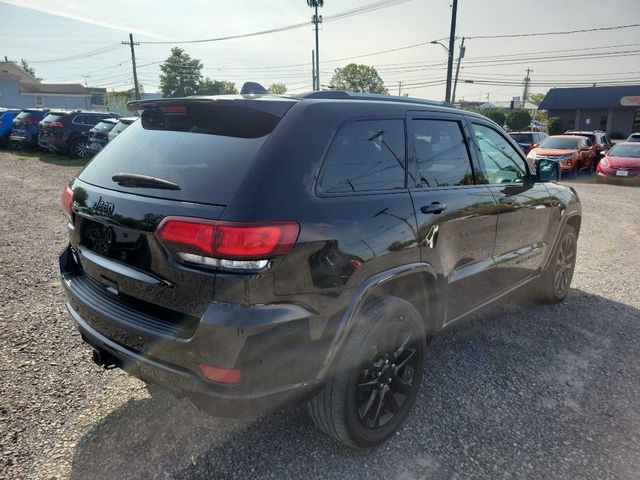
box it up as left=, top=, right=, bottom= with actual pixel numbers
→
left=626, top=132, right=640, bottom=143
left=39, top=110, right=119, bottom=159
left=9, top=108, right=50, bottom=149
left=508, top=131, right=548, bottom=154
left=527, top=135, right=594, bottom=175
left=107, top=116, right=138, bottom=142
left=565, top=129, right=613, bottom=160
left=596, top=142, right=640, bottom=184
left=0, top=108, right=21, bottom=147
left=59, top=89, right=580, bottom=448
left=87, top=118, right=119, bottom=155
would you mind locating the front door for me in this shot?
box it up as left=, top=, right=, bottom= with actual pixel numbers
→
left=468, top=121, right=553, bottom=290
left=407, top=114, right=498, bottom=324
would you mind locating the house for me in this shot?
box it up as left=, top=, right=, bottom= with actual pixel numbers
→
left=0, top=61, right=92, bottom=110
left=540, top=85, right=640, bottom=136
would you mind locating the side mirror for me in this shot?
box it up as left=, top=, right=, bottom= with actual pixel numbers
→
left=600, top=150, right=607, bottom=156
left=536, top=158, right=561, bottom=182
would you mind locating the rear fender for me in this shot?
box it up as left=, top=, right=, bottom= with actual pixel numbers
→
left=316, top=262, right=440, bottom=380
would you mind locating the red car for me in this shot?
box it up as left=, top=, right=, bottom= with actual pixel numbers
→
left=596, top=142, right=640, bottom=184
left=527, top=135, right=594, bottom=175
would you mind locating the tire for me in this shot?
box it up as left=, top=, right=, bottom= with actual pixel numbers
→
left=306, top=296, right=426, bottom=448
left=536, top=225, right=577, bottom=303
left=69, top=137, right=90, bottom=159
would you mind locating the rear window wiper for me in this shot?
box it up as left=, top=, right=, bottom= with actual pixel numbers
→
left=112, top=173, right=181, bottom=190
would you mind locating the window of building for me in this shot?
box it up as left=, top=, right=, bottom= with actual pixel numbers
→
left=35, top=96, right=44, bottom=107
left=411, top=119, right=474, bottom=187
left=318, top=119, right=406, bottom=194
left=471, top=123, right=527, bottom=185
left=599, top=115, right=607, bottom=130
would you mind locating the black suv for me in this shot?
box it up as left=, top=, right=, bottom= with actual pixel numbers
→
left=508, top=131, right=548, bottom=154
left=59, top=90, right=581, bottom=447
left=39, top=110, right=118, bottom=158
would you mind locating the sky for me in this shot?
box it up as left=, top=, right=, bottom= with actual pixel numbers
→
left=1, top=0, right=639, bottom=102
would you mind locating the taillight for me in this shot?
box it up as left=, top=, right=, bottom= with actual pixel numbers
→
left=155, top=217, right=299, bottom=270
left=61, top=186, right=74, bottom=216
left=48, top=121, right=64, bottom=128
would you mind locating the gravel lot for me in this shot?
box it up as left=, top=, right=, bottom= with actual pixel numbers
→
left=1, top=150, right=639, bottom=480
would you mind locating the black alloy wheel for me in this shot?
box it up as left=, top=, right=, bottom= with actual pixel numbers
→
left=307, top=297, right=426, bottom=448
left=353, top=323, right=418, bottom=430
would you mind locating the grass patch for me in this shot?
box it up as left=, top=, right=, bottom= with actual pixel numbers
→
left=11, top=148, right=89, bottom=167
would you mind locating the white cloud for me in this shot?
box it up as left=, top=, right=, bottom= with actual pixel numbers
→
left=0, top=0, right=167, bottom=39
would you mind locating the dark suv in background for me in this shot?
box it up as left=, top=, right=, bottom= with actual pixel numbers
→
left=9, top=108, right=50, bottom=149
left=508, top=131, right=548, bottom=154
left=39, top=110, right=118, bottom=158
left=59, top=88, right=580, bottom=448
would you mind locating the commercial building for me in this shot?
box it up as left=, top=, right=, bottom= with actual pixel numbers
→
left=540, top=85, right=640, bottom=137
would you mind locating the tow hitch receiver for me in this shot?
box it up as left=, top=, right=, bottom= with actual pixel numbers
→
left=92, top=347, right=118, bottom=369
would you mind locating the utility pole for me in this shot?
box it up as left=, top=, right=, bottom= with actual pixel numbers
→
left=451, top=36, right=465, bottom=104
left=312, top=50, right=316, bottom=91
left=311, top=5, right=323, bottom=91
left=122, top=33, right=141, bottom=100
left=444, top=0, right=458, bottom=103
left=522, top=68, right=532, bottom=109
left=398, top=81, right=402, bottom=96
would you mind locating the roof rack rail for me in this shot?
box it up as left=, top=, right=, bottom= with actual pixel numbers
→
left=294, top=90, right=451, bottom=107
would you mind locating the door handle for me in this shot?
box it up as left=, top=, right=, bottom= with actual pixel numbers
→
left=420, top=202, right=447, bottom=214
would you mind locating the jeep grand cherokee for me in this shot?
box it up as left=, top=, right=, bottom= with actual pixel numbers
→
left=59, top=88, right=581, bottom=447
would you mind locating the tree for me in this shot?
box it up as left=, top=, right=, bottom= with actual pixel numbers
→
left=528, top=92, right=546, bottom=106
left=478, top=109, right=506, bottom=126
left=268, top=83, right=287, bottom=94
left=329, top=64, right=388, bottom=94
left=548, top=117, right=562, bottom=135
left=199, top=79, right=238, bottom=95
left=159, top=48, right=203, bottom=98
left=104, top=89, right=137, bottom=115
left=20, top=59, right=41, bottom=80
left=506, top=109, right=532, bottom=131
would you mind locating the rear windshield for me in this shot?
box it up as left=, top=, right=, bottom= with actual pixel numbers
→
left=509, top=133, right=533, bottom=142
left=43, top=114, right=68, bottom=123
left=93, top=121, right=116, bottom=132
left=78, top=101, right=293, bottom=205
left=15, top=111, right=43, bottom=121
left=540, top=137, right=579, bottom=149
left=609, top=144, right=640, bottom=158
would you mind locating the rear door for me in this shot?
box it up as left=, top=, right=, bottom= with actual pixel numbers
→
left=407, top=112, right=498, bottom=323
left=467, top=120, right=553, bottom=289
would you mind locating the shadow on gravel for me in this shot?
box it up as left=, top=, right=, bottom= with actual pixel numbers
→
left=69, top=289, right=640, bottom=480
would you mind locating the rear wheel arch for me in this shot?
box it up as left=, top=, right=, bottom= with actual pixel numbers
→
left=317, top=262, right=439, bottom=381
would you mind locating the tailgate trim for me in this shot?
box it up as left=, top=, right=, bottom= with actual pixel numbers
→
left=78, top=245, right=171, bottom=286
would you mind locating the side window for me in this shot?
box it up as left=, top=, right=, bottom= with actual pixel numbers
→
left=73, top=115, right=86, bottom=125
left=471, top=123, right=528, bottom=185
left=318, top=119, right=406, bottom=194
left=411, top=119, right=473, bottom=187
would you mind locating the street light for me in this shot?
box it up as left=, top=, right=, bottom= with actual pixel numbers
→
left=430, top=40, right=449, bottom=55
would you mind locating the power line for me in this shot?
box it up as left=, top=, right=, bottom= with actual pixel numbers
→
left=29, top=43, right=124, bottom=64
left=138, top=0, right=414, bottom=45
left=465, top=23, right=640, bottom=40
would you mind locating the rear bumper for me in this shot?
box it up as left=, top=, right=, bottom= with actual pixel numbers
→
left=39, top=136, right=66, bottom=152
left=59, top=246, right=325, bottom=416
